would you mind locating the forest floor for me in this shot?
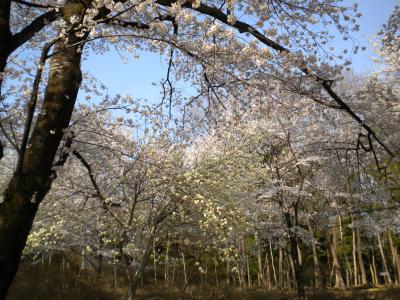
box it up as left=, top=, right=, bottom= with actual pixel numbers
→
left=6, top=264, right=400, bottom=300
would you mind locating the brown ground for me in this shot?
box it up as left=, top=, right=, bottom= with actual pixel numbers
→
left=6, top=264, right=400, bottom=300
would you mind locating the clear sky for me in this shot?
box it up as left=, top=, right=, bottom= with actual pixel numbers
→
left=342, top=0, right=400, bottom=73
left=81, top=0, right=400, bottom=102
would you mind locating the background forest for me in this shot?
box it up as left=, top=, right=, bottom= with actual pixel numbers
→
left=0, top=0, right=400, bottom=300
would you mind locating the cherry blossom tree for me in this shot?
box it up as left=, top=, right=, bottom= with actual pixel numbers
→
left=0, top=1, right=398, bottom=298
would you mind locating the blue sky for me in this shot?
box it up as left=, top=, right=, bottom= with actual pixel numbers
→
left=342, top=0, right=399, bottom=73
left=81, top=0, right=399, bottom=102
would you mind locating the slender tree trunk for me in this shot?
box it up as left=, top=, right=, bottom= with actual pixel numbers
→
left=165, top=239, right=170, bottom=287
left=388, top=231, right=400, bottom=285
left=226, top=259, right=231, bottom=285
left=338, top=215, right=352, bottom=287
left=256, top=234, right=264, bottom=286
left=288, top=252, right=296, bottom=287
left=270, top=242, right=277, bottom=288
left=285, top=252, right=291, bottom=288
left=283, top=212, right=305, bottom=299
left=0, top=2, right=87, bottom=297
left=369, top=264, right=376, bottom=286
left=289, top=236, right=306, bottom=300
left=356, top=227, right=367, bottom=285
left=182, top=251, right=187, bottom=286
left=214, top=259, right=219, bottom=287
left=372, top=251, right=378, bottom=286
left=327, top=247, right=332, bottom=287
left=278, top=244, right=283, bottom=288
left=126, top=231, right=156, bottom=300
left=239, top=238, right=247, bottom=288
left=114, top=256, right=118, bottom=289
left=306, top=218, right=322, bottom=288
left=331, top=226, right=345, bottom=288
left=237, top=261, right=242, bottom=287
left=246, top=253, right=251, bottom=287
left=154, top=241, right=157, bottom=285
left=172, top=259, right=176, bottom=286
left=352, top=227, right=358, bottom=286
left=377, top=233, right=392, bottom=285
left=81, top=249, right=86, bottom=273
left=263, top=250, right=271, bottom=289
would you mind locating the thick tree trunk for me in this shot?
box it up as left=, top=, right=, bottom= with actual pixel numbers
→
left=0, top=2, right=87, bottom=297
left=0, top=1, right=11, bottom=100
left=0, top=49, right=7, bottom=92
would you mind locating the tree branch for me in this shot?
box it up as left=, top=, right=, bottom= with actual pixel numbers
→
left=13, top=0, right=56, bottom=9
left=156, top=0, right=394, bottom=157
left=11, top=9, right=59, bottom=53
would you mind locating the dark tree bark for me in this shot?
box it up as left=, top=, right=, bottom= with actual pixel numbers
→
left=0, top=0, right=12, bottom=93
left=0, top=1, right=88, bottom=298
left=283, top=212, right=306, bottom=300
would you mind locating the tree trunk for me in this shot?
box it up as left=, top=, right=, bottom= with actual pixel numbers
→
left=0, top=2, right=87, bottom=297
left=283, top=212, right=305, bottom=299
left=154, top=241, right=158, bottom=285
left=306, top=218, right=322, bottom=288
left=331, top=226, right=345, bottom=289
left=263, top=250, right=271, bottom=288
left=377, top=233, right=392, bottom=285
left=288, top=251, right=296, bottom=287
left=338, top=215, right=352, bottom=287
left=126, top=230, right=156, bottom=300
left=0, top=0, right=11, bottom=95
left=182, top=251, right=187, bottom=286
left=270, top=242, right=277, bottom=287
left=289, top=235, right=306, bottom=300
left=388, top=230, right=400, bottom=285
left=352, top=227, right=358, bottom=286
left=372, top=251, right=378, bottom=286
left=356, top=227, right=367, bottom=285
left=256, top=234, right=264, bottom=287
left=226, top=259, right=230, bottom=285
left=278, top=243, right=283, bottom=288
left=214, top=259, right=219, bottom=287
left=127, top=281, right=138, bottom=300
left=0, top=1, right=11, bottom=162
left=165, top=239, right=170, bottom=287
